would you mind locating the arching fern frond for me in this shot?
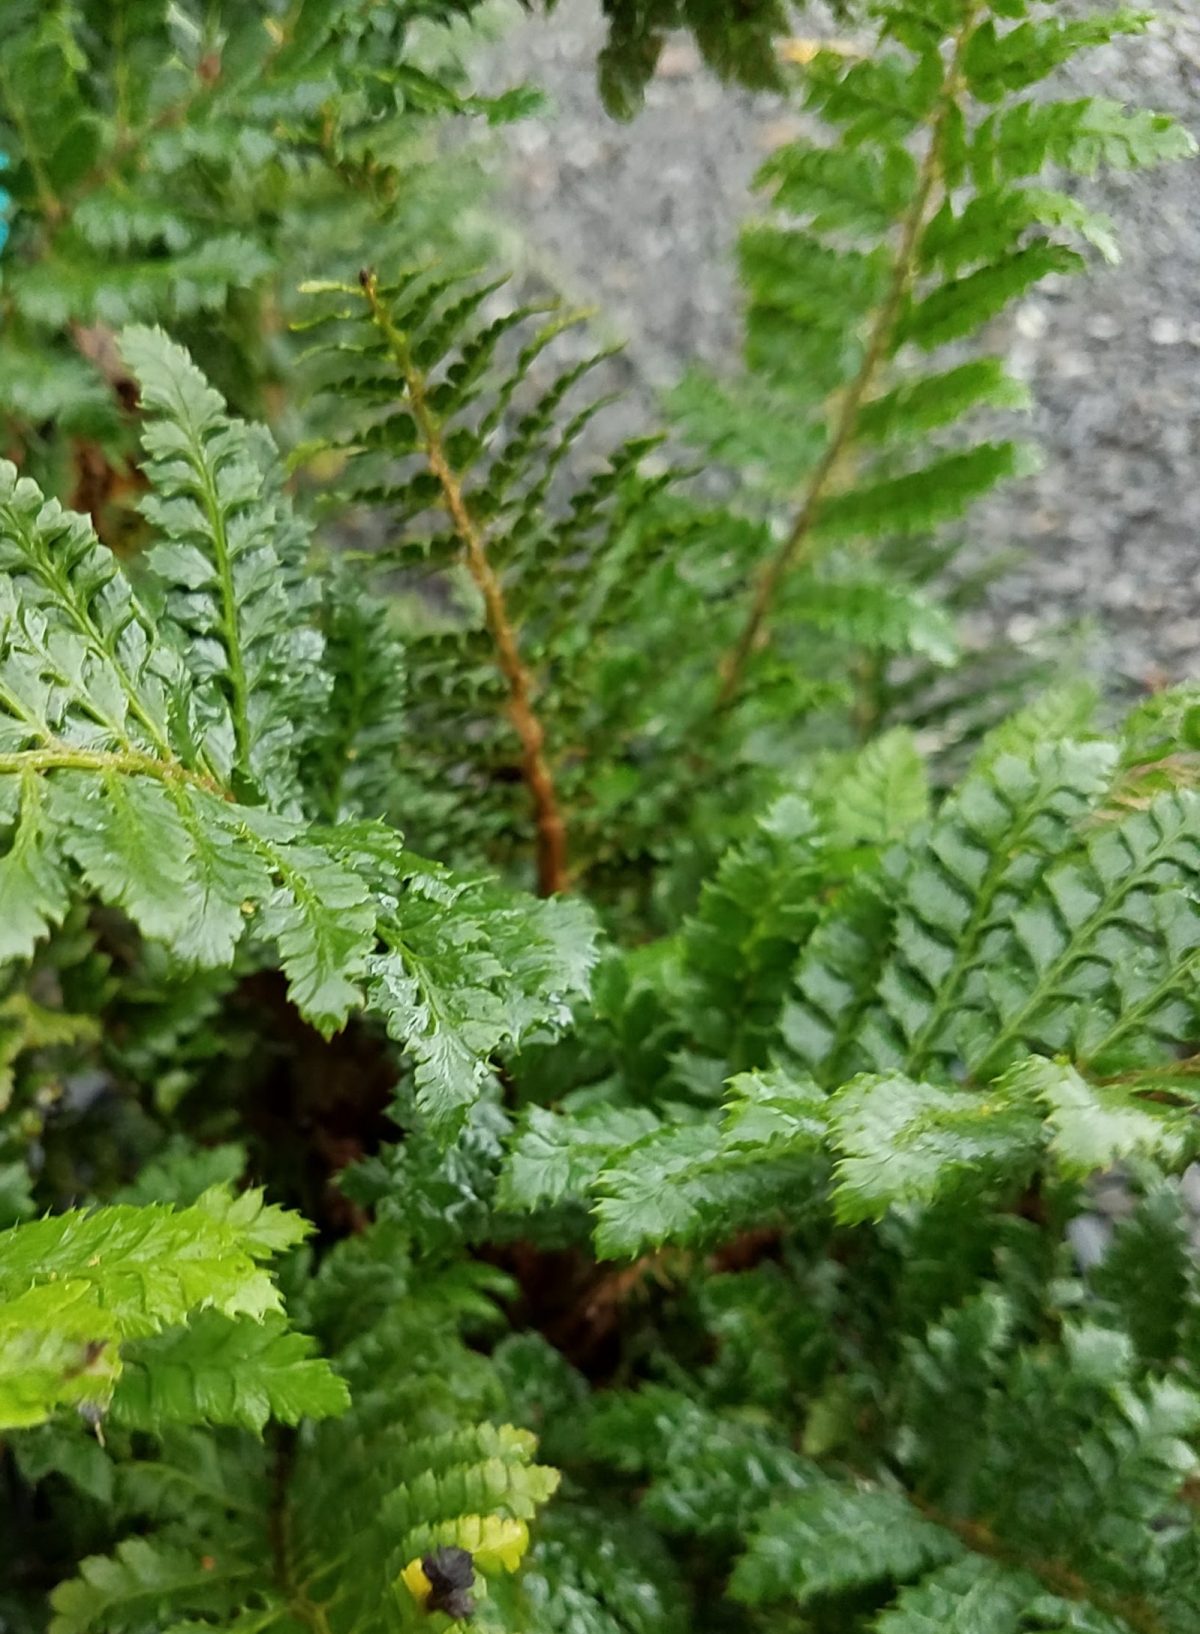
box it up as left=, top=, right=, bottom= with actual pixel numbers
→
left=0, top=332, right=597, bottom=1113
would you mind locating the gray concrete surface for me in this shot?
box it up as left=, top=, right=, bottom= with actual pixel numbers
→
left=478, top=0, right=1200, bottom=687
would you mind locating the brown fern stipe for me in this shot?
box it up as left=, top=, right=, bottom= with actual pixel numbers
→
left=360, top=272, right=569, bottom=896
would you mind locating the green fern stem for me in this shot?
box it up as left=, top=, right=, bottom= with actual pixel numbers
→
left=716, top=0, right=984, bottom=711
left=191, top=454, right=254, bottom=780
left=1076, top=946, right=1200, bottom=1076
left=359, top=271, right=569, bottom=896
left=0, top=745, right=225, bottom=798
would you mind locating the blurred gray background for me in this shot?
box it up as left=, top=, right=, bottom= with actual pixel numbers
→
left=479, top=0, right=1200, bottom=686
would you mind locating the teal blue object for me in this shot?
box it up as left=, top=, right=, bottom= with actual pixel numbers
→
left=0, top=151, right=10, bottom=255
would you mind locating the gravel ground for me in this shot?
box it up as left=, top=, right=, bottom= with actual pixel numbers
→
left=477, top=0, right=1200, bottom=686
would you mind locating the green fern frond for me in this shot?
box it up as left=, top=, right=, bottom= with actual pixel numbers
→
left=296, top=270, right=676, bottom=886
left=730, top=1483, right=960, bottom=1607
left=0, top=1185, right=312, bottom=1429
left=123, top=324, right=327, bottom=811
left=50, top=1536, right=261, bottom=1634
left=0, top=339, right=596, bottom=1087
left=704, top=0, right=1195, bottom=714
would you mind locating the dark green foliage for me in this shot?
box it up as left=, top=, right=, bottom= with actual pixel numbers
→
left=578, top=0, right=790, bottom=118
left=3, top=4, right=1200, bottom=1634
left=0, top=0, right=522, bottom=516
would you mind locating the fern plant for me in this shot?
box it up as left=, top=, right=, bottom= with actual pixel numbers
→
left=3, top=4, right=1200, bottom=1634
left=673, top=0, right=1194, bottom=752
left=294, top=0, right=1192, bottom=904
left=497, top=701, right=1200, bottom=1634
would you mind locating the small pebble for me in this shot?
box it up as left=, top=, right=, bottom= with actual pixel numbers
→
left=1151, top=316, right=1183, bottom=345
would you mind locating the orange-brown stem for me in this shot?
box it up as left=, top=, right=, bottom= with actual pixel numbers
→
left=361, top=274, right=569, bottom=896
left=716, top=6, right=982, bottom=713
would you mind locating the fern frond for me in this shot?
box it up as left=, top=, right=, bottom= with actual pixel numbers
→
left=9, top=236, right=276, bottom=329
left=298, top=271, right=676, bottom=889
left=0, top=1185, right=312, bottom=1429
left=0, top=1186, right=308, bottom=1337
left=709, top=0, right=1194, bottom=711
left=50, top=1537, right=260, bottom=1634
left=826, top=740, right=1121, bottom=1079
left=0, top=348, right=596, bottom=1085
left=499, top=1503, right=689, bottom=1634
left=730, top=1483, right=960, bottom=1606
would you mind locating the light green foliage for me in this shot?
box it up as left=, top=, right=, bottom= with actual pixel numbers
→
left=111, top=1312, right=351, bottom=1432
left=0, top=1185, right=322, bottom=1428
left=125, top=324, right=328, bottom=812
left=46, top=1223, right=562, bottom=1634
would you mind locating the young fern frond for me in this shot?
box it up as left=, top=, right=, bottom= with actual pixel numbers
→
left=48, top=1223, right=561, bottom=1634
